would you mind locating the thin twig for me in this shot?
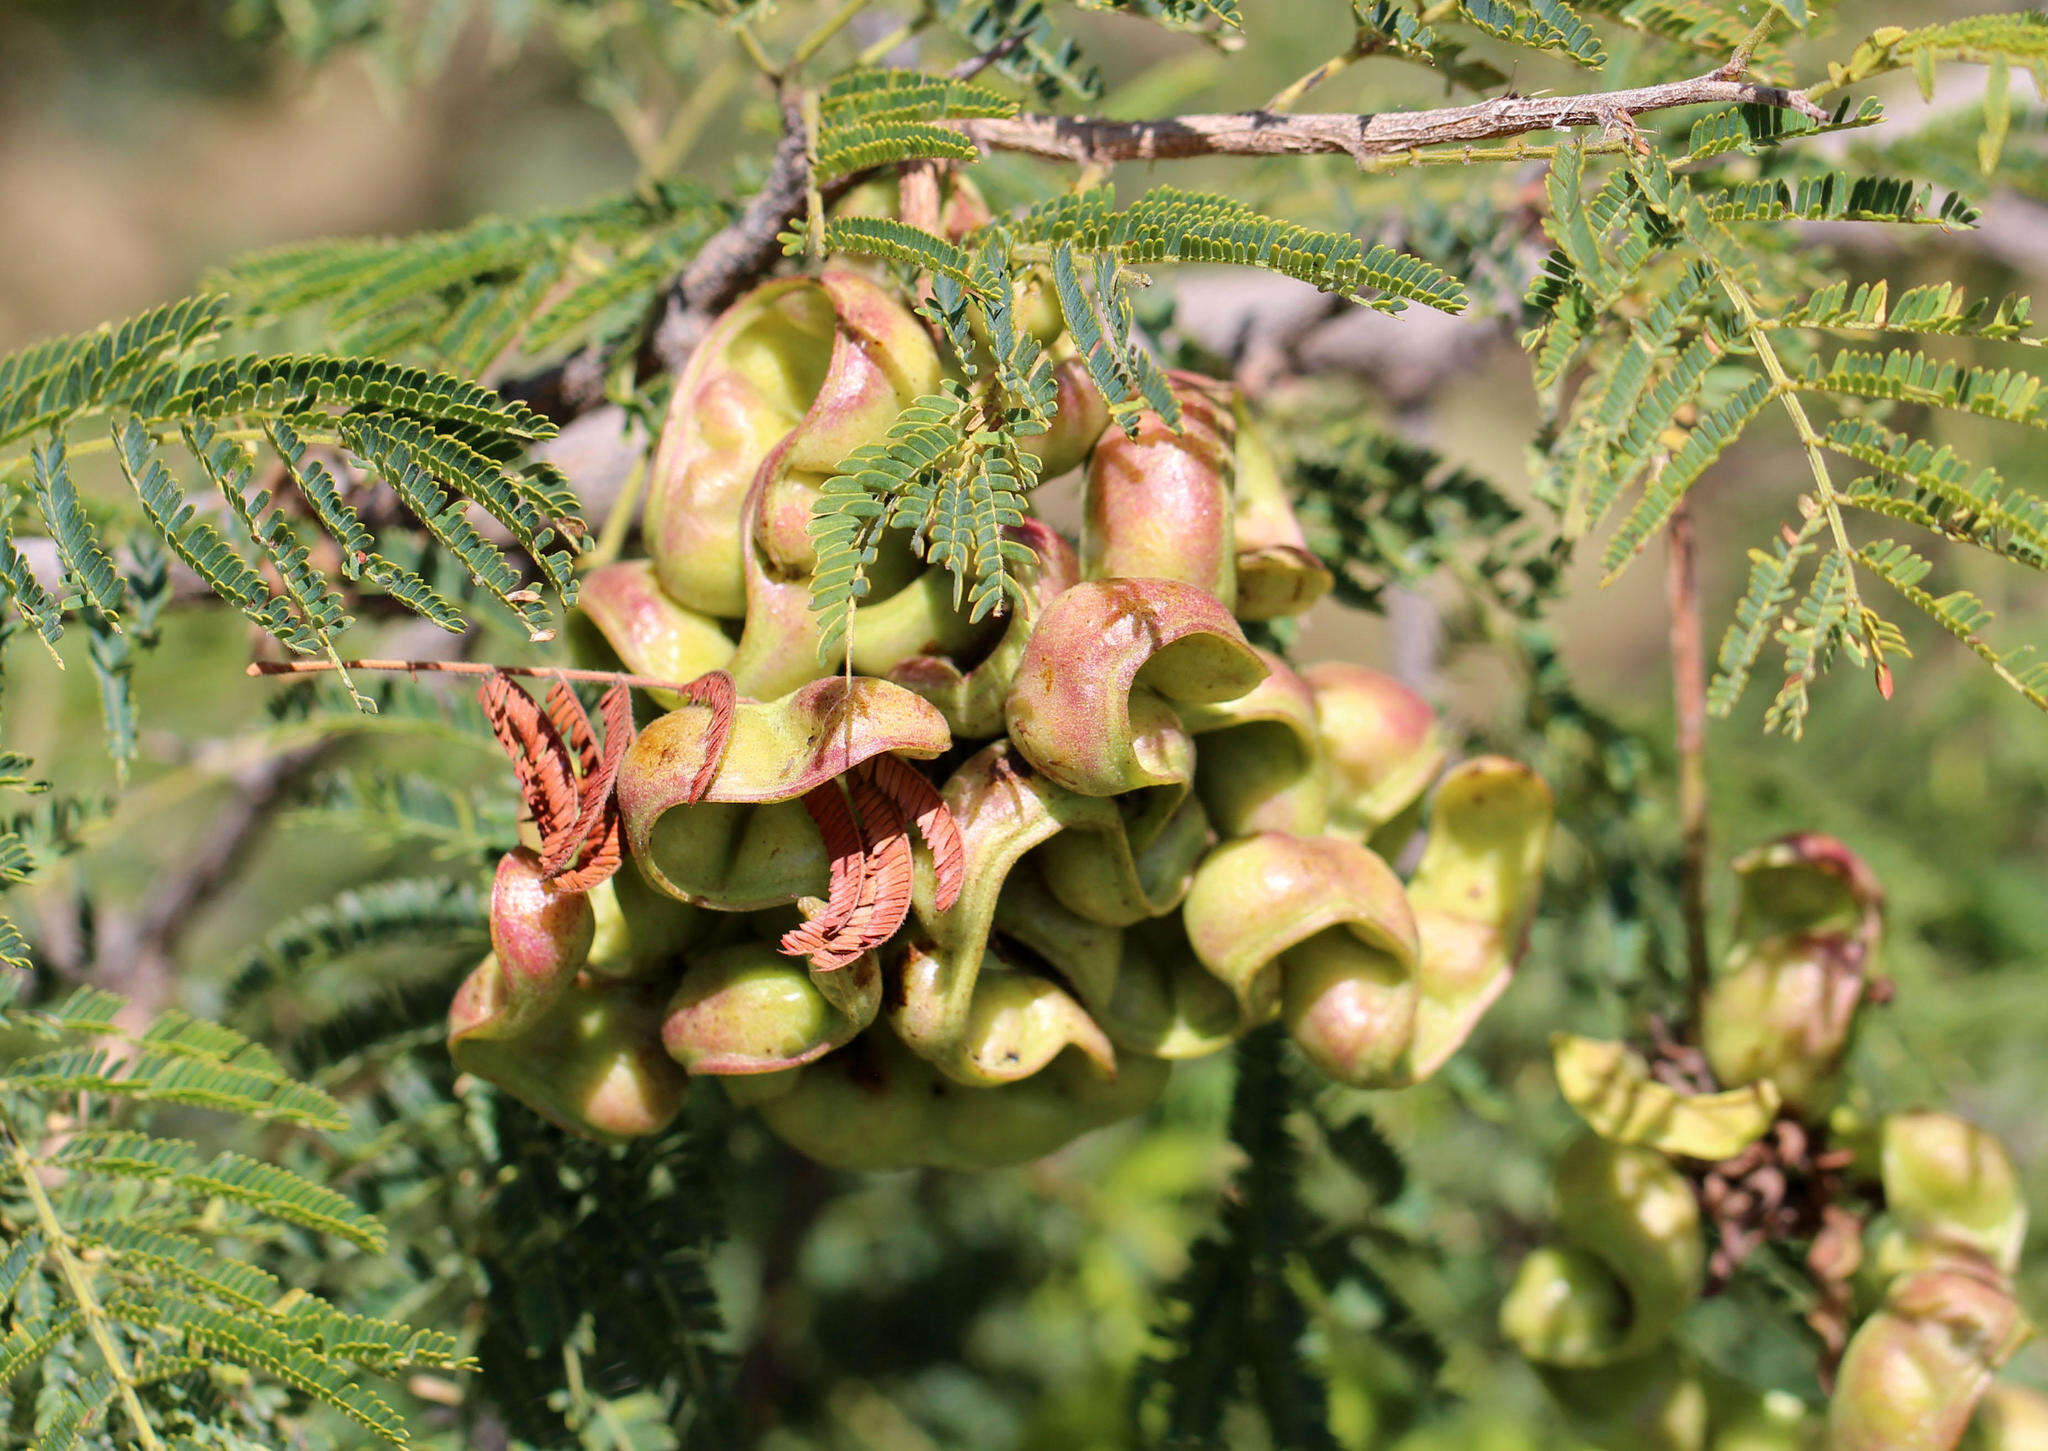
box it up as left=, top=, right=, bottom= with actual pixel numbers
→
left=1718, top=10, right=1779, bottom=80
left=1666, top=496, right=1712, bottom=1019
left=1266, top=39, right=1381, bottom=114
left=245, top=656, right=712, bottom=697
left=791, top=0, right=881, bottom=69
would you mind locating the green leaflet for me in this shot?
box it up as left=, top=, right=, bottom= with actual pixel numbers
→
left=1018, top=185, right=1468, bottom=314
left=1054, top=245, right=1179, bottom=438
left=29, top=437, right=124, bottom=625
left=1458, top=0, right=1606, bottom=65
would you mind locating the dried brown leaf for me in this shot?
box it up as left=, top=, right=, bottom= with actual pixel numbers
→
left=480, top=673, right=582, bottom=865
left=864, top=753, right=964, bottom=912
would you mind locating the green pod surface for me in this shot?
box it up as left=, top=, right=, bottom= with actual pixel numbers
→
left=1829, top=1267, right=2031, bottom=1451
left=1229, top=399, right=1332, bottom=621
left=450, top=973, right=685, bottom=1141
left=1503, top=1134, right=1704, bottom=1367
left=661, top=940, right=880, bottom=1074
left=1703, top=834, right=1884, bottom=1119
left=1181, top=831, right=1419, bottom=1084
left=1304, top=662, right=1449, bottom=841
left=1874, top=1111, right=2028, bottom=1280
left=1181, top=648, right=1329, bottom=838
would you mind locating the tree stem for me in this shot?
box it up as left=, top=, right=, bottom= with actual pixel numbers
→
left=5, top=1124, right=165, bottom=1451
left=1666, top=496, right=1712, bottom=1018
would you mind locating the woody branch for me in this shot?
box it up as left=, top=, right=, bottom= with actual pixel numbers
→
left=952, top=72, right=1826, bottom=166
left=623, top=67, right=1823, bottom=381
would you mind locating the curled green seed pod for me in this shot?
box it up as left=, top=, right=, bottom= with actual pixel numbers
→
left=1034, top=787, right=1213, bottom=926
left=1401, top=757, right=1551, bottom=1083
left=994, top=862, right=1244, bottom=1059
left=451, top=973, right=685, bottom=1140
left=1554, top=1033, right=1781, bottom=1160
left=1005, top=577, right=1266, bottom=799
left=1829, top=1266, right=2031, bottom=1451
left=900, top=950, right=1119, bottom=1085
left=661, top=940, right=879, bottom=1074
left=1181, top=648, right=1329, bottom=838
left=1230, top=400, right=1332, bottom=622
left=645, top=271, right=940, bottom=616
left=1500, top=1246, right=1629, bottom=1366
left=1181, top=831, right=1418, bottom=1083
left=1875, top=1111, right=2027, bottom=1279
left=1703, top=834, right=1883, bottom=1118
left=1082, top=376, right=1237, bottom=607
left=1304, top=662, right=1449, bottom=843
left=618, top=677, right=950, bottom=910
left=891, top=743, right=1168, bottom=1070
left=1504, top=1134, right=1704, bottom=1367
left=449, top=848, right=698, bottom=1137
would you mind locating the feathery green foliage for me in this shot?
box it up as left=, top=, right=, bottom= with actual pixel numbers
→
left=812, top=68, right=1018, bottom=180
left=1458, top=0, right=1607, bottom=66
left=0, top=295, right=584, bottom=735
left=1523, top=73, right=2048, bottom=733
left=0, top=983, right=468, bottom=1447
left=214, top=185, right=727, bottom=374
left=223, top=876, right=490, bottom=1014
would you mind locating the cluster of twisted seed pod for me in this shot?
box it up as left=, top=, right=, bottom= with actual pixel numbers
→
left=445, top=268, right=1554, bottom=1170
left=1502, top=835, right=2042, bottom=1451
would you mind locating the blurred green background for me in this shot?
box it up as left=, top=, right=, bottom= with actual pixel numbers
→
left=3, top=1, right=2047, bottom=1446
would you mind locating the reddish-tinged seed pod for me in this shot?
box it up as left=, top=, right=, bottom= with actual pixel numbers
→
left=1830, top=1267, right=2030, bottom=1451
left=1303, top=662, right=1449, bottom=841
left=1082, top=375, right=1237, bottom=607
left=1005, top=577, right=1266, bottom=799
left=477, top=848, right=595, bottom=1037
left=617, top=676, right=951, bottom=911
left=1703, top=833, right=1884, bottom=1118
left=645, top=272, right=940, bottom=617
